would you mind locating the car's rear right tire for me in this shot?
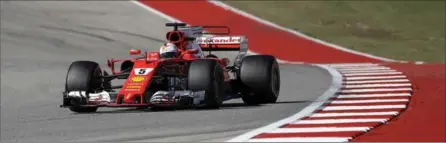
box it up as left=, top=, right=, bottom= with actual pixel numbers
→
left=65, top=61, right=102, bottom=113
left=239, top=55, right=280, bottom=105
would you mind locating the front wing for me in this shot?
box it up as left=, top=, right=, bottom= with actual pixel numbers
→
left=60, top=90, right=208, bottom=108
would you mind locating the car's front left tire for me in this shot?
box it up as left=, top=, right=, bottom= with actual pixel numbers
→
left=188, top=59, right=225, bottom=109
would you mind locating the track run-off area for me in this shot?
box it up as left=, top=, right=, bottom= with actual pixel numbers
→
left=1, top=1, right=444, bottom=142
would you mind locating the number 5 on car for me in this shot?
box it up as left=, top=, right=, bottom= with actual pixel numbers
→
left=134, top=68, right=153, bottom=75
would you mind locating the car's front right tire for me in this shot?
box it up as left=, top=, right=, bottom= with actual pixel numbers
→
left=65, top=61, right=102, bottom=113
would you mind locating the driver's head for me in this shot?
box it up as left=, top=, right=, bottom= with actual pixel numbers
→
left=159, top=43, right=178, bottom=58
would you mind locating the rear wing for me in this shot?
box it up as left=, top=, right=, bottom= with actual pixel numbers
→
left=195, top=36, right=248, bottom=52
left=178, top=25, right=230, bottom=37
left=167, top=23, right=248, bottom=52
left=166, top=23, right=248, bottom=65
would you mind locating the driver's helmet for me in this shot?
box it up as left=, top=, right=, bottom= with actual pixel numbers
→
left=160, top=43, right=178, bottom=58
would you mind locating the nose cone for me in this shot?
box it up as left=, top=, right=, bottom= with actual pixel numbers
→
left=123, top=93, right=140, bottom=104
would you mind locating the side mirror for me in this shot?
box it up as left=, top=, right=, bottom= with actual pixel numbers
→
left=129, top=49, right=141, bottom=55
left=107, top=59, right=112, bottom=68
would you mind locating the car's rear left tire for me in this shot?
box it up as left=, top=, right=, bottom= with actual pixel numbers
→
left=65, top=61, right=102, bottom=113
left=188, top=59, right=225, bottom=109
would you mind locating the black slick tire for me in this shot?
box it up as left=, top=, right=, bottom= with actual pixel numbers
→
left=65, top=61, right=102, bottom=113
left=239, top=55, right=280, bottom=105
left=188, top=59, right=225, bottom=109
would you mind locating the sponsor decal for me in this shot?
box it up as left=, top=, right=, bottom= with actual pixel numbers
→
left=127, top=82, right=143, bottom=85
left=196, top=36, right=242, bottom=44
left=131, top=76, right=146, bottom=82
left=125, top=85, right=141, bottom=89
left=94, top=94, right=103, bottom=101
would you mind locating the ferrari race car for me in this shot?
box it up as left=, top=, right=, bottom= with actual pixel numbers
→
left=60, top=23, right=280, bottom=113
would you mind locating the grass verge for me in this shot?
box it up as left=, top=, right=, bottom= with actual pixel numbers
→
left=223, top=1, right=445, bottom=63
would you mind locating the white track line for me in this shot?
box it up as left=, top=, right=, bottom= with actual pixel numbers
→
left=311, top=111, right=399, bottom=117
left=131, top=1, right=183, bottom=22
left=268, top=127, right=370, bottom=133
left=344, top=72, right=402, bottom=76
left=323, top=105, right=407, bottom=111
left=338, top=67, right=392, bottom=71
left=336, top=67, right=388, bottom=71
left=328, top=63, right=380, bottom=67
left=337, top=93, right=412, bottom=98
left=276, top=59, right=306, bottom=64
left=247, top=137, right=351, bottom=142
left=346, top=75, right=407, bottom=80
left=335, top=65, right=383, bottom=69
left=340, top=88, right=412, bottom=93
left=331, top=99, right=409, bottom=104
left=293, top=119, right=388, bottom=124
left=343, top=83, right=412, bottom=88
left=344, top=79, right=410, bottom=84
left=340, top=69, right=397, bottom=74
left=227, top=65, right=343, bottom=142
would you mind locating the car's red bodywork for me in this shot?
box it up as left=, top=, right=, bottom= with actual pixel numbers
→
left=104, top=47, right=231, bottom=106
left=61, top=23, right=251, bottom=109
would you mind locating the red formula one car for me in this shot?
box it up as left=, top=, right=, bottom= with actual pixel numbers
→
left=60, top=23, right=280, bottom=113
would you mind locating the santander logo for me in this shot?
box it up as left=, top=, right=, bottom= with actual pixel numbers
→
left=196, top=36, right=242, bottom=44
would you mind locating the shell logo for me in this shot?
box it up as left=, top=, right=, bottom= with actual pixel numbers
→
left=131, top=76, right=145, bottom=82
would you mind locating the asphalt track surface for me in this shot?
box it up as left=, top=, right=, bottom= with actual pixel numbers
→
left=1, top=1, right=332, bottom=142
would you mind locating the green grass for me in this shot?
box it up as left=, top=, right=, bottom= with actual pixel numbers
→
left=224, top=1, right=445, bottom=63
